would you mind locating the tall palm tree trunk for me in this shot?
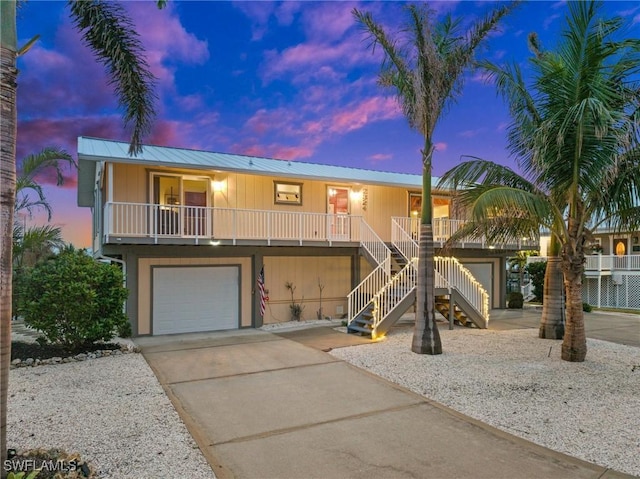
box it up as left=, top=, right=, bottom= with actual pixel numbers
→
left=562, top=275, right=586, bottom=361
left=539, top=235, right=564, bottom=339
left=0, top=0, right=17, bottom=468
left=561, top=216, right=587, bottom=361
left=412, top=223, right=442, bottom=354
left=412, top=149, right=442, bottom=355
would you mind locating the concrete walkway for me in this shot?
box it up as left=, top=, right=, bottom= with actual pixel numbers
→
left=138, top=319, right=637, bottom=479
left=487, top=307, right=640, bottom=347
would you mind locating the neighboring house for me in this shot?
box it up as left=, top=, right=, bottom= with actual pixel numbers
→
left=77, top=137, right=532, bottom=337
left=533, top=230, right=640, bottom=310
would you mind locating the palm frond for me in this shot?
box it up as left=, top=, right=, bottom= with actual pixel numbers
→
left=68, top=0, right=157, bottom=155
left=15, top=147, right=75, bottom=220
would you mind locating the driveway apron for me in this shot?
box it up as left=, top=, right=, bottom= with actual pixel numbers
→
left=140, top=327, right=631, bottom=479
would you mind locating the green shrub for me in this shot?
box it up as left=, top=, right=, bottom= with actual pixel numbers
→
left=508, top=292, right=524, bottom=309
left=525, top=261, right=547, bottom=303
left=583, top=302, right=593, bottom=312
left=22, top=247, right=129, bottom=347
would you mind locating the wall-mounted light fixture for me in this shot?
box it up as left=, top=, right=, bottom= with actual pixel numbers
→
left=213, top=180, right=226, bottom=193
left=349, top=190, right=363, bottom=201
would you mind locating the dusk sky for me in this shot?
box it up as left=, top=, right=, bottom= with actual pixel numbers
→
left=15, top=1, right=640, bottom=247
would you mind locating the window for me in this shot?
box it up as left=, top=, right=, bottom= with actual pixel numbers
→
left=274, top=181, right=302, bottom=205
left=408, top=193, right=450, bottom=218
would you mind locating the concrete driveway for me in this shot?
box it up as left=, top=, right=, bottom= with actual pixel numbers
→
left=137, top=326, right=633, bottom=479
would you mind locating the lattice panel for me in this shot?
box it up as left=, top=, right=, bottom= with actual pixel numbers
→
left=582, top=273, right=640, bottom=310
left=583, top=278, right=598, bottom=305
left=628, top=276, right=640, bottom=309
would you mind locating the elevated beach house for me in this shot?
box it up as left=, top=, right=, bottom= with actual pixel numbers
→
left=531, top=230, right=640, bottom=310
left=77, top=137, right=534, bottom=337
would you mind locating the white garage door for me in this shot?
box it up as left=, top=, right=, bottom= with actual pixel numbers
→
left=460, top=263, right=493, bottom=308
left=153, top=266, right=239, bottom=335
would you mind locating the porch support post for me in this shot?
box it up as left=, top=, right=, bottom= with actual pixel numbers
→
left=597, top=275, right=601, bottom=309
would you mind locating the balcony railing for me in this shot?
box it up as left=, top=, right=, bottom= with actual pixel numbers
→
left=105, top=202, right=367, bottom=244
left=392, top=217, right=538, bottom=250
left=528, top=255, right=640, bottom=273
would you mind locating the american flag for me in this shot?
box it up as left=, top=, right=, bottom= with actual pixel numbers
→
left=257, top=266, right=266, bottom=317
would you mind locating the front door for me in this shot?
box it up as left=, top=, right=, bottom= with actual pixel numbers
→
left=183, top=179, right=209, bottom=236
left=328, top=186, right=350, bottom=241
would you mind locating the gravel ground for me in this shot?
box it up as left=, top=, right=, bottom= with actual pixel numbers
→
left=8, top=353, right=216, bottom=479
left=330, top=327, right=640, bottom=477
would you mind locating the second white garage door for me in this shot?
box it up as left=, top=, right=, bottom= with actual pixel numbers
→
left=460, top=262, right=493, bottom=309
left=152, top=266, right=239, bottom=335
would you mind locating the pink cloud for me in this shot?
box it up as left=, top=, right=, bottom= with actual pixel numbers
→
left=125, top=2, right=209, bottom=94
left=434, top=142, right=448, bottom=152
left=369, top=153, right=392, bottom=162
left=271, top=144, right=314, bottom=160
left=302, top=2, right=357, bottom=41
left=329, top=96, right=402, bottom=134
left=261, top=34, right=378, bottom=83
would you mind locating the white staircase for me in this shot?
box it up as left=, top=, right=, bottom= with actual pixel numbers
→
left=347, top=217, right=490, bottom=338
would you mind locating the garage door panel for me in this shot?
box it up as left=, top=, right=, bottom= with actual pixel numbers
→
left=460, top=263, right=493, bottom=308
left=153, top=266, right=239, bottom=335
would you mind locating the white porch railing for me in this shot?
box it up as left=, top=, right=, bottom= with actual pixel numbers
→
left=106, top=202, right=368, bottom=245
left=529, top=255, right=640, bottom=273
left=391, top=216, right=537, bottom=249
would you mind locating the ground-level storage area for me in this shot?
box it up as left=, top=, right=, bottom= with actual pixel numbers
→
left=138, top=256, right=253, bottom=335
left=152, top=265, right=240, bottom=335
left=107, top=245, right=361, bottom=336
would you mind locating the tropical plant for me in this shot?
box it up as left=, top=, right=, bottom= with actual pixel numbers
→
left=353, top=3, right=516, bottom=354
left=15, top=147, right=75, bottom=220
left=525, top=261, right=546, bottom=303
left=507, top=291, right=524, bottom=309
left=1, top=0, right=160, bottom=466
left=12, top=224, right=65, bottom=320
left=439, top=1, right=640, bottom=361
left=284, top=281, right=304, bottom=321
left=22, top=247, right=129, bottom=348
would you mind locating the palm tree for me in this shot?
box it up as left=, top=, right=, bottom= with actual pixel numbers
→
left=15, top=147, right=75, bottom=220
left=353, top=3, right=516, bottom=354
left=1, top=0, right=159, bottom=465
left=440, top=1, right=640, bottom=362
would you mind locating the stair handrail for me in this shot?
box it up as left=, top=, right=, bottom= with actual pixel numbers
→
left=370, top=258, right=419, bottom=338
left=347, top=257, right=391, bottom=326
left=391, top=217, right=418, bottom=262
left=392, top=217, right=488, bottom=323
left=434, top=257, right=489, bottom=325
left=359, top=218, right=392, bottom=272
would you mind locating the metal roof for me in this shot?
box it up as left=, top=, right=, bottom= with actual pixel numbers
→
left=77, top=137, right=441, bottom=206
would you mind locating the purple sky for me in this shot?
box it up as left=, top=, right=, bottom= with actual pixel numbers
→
left=15, top=1, right=640, bottom=247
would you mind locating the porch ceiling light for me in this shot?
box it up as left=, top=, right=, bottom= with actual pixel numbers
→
left=210, top=240, right=221, bottom=246
left=213, top=180, right=226, bottom=192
